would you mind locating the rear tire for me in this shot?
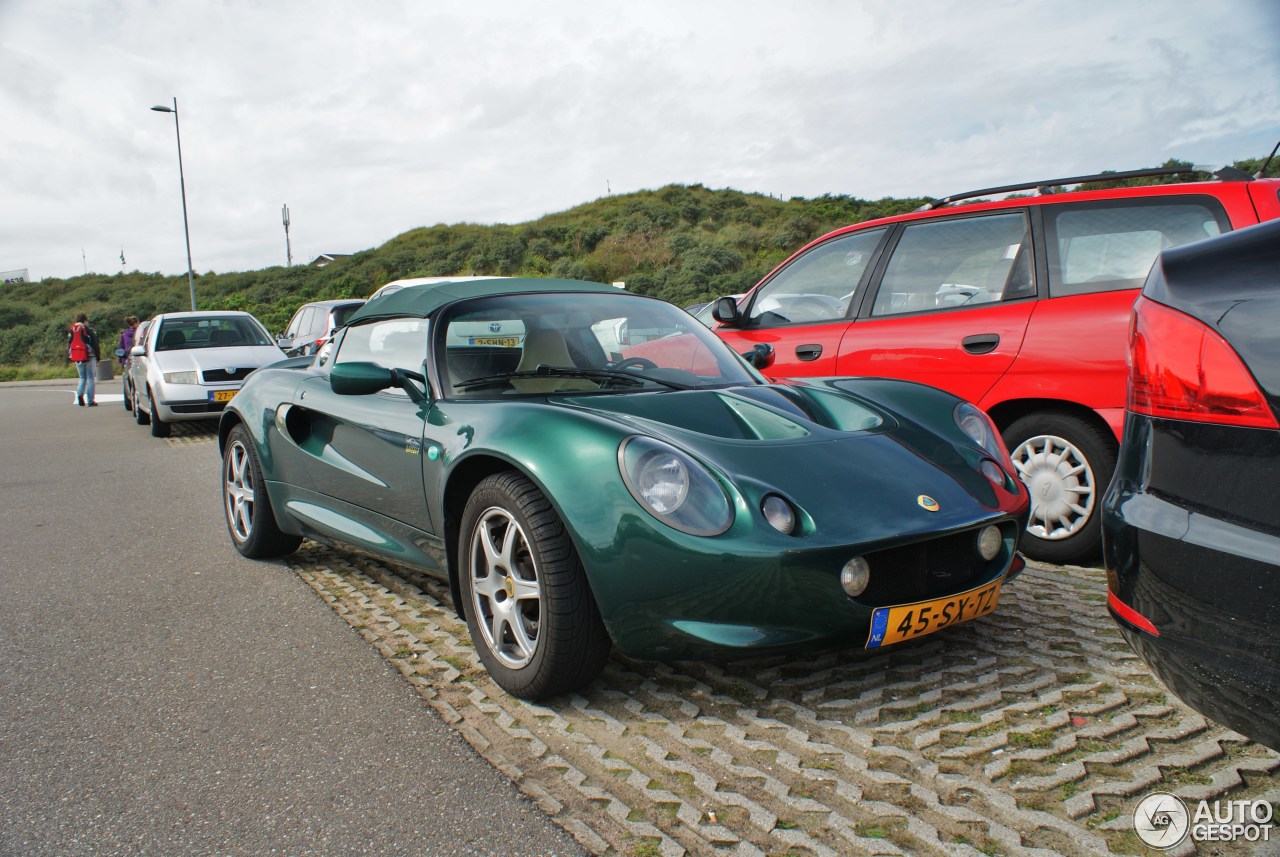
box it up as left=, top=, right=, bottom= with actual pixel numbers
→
left=459, top=472, right=610, bottom=700
left=134, top=384, right=150, bottom=425
left=148, top=388, right=171, bottom=437
left=223, top=424, right=302, bottom=558
left=1005, top=412, right=1116, bottom=566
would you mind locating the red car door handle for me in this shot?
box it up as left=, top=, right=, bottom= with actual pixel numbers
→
left=795, top=344, right=823, bottom=361
left=961, top=334, right=1000, bottom=355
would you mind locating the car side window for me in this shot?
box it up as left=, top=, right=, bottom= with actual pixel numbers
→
left=334, top=318, right=430, bottom=396
left=748, top=229, right=886, bottom=326
left=284, top=308, right=307, bottom=339
left=1044, top=198, right=1230, bottom=297
left=871, top=212, right=1033, bottom=317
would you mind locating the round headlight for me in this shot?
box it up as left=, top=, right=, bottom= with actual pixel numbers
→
left=635, top=452, right=689, bottom=514
left=980, top=459, right=1006, bottom=486
left=955, top=402, right=1002, bottom=459
left=619, top=437, right=733, bottom=536
left=976, top=525, right=1003, bottom=561
left=840, top=556, right=871, bottom=597
left=761, top=495, right=796, bottom=534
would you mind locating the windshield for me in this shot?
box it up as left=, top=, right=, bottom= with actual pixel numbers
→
left=440, top=292, right=759, bottom=397
left=155, top=316, right=273, bottom=351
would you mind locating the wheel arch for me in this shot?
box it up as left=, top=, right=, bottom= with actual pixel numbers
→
left=441, top=454, right=537, bottom=623
left=985, top=398, right=1119, bottom=450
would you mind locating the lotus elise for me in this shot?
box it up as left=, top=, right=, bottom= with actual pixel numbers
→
left=219, top=278, right=1029, bottom=699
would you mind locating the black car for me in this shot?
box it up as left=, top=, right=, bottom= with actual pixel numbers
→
left=1102, top=218, right=1280, bottom=751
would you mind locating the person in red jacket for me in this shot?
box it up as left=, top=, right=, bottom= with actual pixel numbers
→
left=67, top=313, right=100, bottom=407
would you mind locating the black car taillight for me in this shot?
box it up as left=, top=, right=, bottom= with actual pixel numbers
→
left=1128, top=296, right=1278, bottom=428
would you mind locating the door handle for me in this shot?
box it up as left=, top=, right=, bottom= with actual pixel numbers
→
left=795, top=344, right=823, bottom=361
left=961, top=334, right=1000, bottom=355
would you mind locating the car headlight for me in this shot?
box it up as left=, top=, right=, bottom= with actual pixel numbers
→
left=618, top=436, right=733, bottom=536
left=163, top=371, right=198, bottom=385
left=954, top=402, right=1002, bottom=459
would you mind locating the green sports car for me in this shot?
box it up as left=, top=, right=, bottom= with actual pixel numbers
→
left=219, top=277, right=1030, bottom=700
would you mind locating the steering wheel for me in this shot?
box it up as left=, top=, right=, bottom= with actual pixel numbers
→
left=611, top=356, right=659, bottom=371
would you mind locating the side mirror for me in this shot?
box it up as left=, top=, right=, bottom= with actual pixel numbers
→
left=711, top=296, right=743, bottom=327
left=331, top=361, right=429, bottom=403
left=743, top=343, right=773, bottom=369
left=331, top=361, right=395, bottom=396
left=130, top=345, right=145, bottom=358
left=276, top=336, right=292, bottom=349
left=114, top=348, right=126, bottom=359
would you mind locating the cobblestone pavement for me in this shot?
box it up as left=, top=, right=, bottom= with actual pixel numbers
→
left=189, top=426, right=1280, bottom=856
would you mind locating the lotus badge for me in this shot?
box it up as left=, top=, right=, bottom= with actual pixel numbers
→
left=917, top=495, right=940, bottom=512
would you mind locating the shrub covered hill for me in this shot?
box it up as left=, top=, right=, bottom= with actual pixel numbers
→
left=2, top=158, right=1272, bottom=380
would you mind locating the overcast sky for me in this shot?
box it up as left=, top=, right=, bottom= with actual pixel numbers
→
left=2, top=0, right=1278, bottom=282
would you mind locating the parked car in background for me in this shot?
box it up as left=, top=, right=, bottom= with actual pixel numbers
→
left=710, top=165, right=1280, bottom=564
left=130, top=311, right=284, bottom=438
left=120, top=318, right=152, bottom=413
left=219, top=277, right=1028, bottom=700
left=370, top=275, right=508, bottom=301
left=1103, top=219, right=1280, bottom=751
left=277, top=299, right=365, bottom=357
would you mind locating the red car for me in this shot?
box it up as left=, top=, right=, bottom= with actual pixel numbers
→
left=712, top=165, right=1280, bottom=564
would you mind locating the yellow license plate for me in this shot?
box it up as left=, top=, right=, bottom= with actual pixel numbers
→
left=470, top=336, right=521, bottom=347
left=866, top=578, right=1002, bottom=648
left=210, top=390, right=237, bottom=403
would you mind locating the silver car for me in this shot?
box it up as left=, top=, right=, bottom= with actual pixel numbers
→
left=129, top=311, right=284, bottom=437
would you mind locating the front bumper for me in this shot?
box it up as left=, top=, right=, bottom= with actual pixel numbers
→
left=593, top=517, right=1025, bottom=660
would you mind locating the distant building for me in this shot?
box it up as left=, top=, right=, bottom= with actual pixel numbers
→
left=309, top=253, right=351, bottom=268
left=1, top=268, right=29, bottom=284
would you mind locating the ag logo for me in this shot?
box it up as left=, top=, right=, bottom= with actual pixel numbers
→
left=917, top=494, right=939, bottom=512
left=1133, top=793, right=1189, bottom=849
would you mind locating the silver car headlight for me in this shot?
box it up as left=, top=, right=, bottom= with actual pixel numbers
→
left=618, top=436, right=733, bottom=536
left=954, top=402, right=1002, bottom=459
left=163, top=371, right=199, bottom=385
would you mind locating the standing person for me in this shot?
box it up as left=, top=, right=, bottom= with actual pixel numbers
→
left=67, top=313, right=100, bottom=407
left=117, top=316, right=139, bottom=368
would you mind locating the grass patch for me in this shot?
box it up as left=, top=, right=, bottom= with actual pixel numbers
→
left=1008, top=728, right=1057, bottom=749
left=943, top=710, right=982, bottom=724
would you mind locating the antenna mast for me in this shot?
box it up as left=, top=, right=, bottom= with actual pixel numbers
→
left=282, top=204, right=293, bottom=266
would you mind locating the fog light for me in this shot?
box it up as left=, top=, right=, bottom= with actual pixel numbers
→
left=761, top=495, right=796, bottom=534
left=976, top=525, right=1002, bottom=561
left=840, top=557, right=871, bottom=597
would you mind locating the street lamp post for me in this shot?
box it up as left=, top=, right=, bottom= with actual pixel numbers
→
left=151, top=98, right=196, bottom=311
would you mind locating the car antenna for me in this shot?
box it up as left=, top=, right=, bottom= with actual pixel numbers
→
left=1256, top=139, right=1280, bottom=179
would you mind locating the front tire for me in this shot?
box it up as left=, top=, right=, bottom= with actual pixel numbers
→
left=459, top=472, right=610, bottom=700
left=1005, top=412, right=1116, bottom=566
left=148, top=387, right=171, bottom=437
left=223, top=424, right=301, bottom=558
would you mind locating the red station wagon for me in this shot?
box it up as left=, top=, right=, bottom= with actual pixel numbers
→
left=711, top=165, right=1280, bottom=564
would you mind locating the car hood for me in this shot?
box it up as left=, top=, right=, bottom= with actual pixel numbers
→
left=558, top=382, right=1017, bottom=526
left=566, top=383, right=885, bottom=440
left=152, top=345, right=284, bottom=374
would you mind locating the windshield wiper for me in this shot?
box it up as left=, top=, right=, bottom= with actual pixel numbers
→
left=454, top=365, right=691, bottom=391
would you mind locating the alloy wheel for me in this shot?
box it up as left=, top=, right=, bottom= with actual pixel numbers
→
left=468, top=506, right=542, bottom=670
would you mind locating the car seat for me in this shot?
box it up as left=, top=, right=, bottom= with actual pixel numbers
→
left=512, top=329, right=595, bottom=393
left=161, top=329, right=185, bottom=349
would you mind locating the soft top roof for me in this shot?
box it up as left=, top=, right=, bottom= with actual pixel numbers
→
left=346, top=277, right=623, bottom=324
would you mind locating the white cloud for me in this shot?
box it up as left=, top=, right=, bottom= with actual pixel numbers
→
left=1, top=0, right=1277, bottom=281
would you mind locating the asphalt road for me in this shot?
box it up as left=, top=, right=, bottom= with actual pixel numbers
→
left=0, top=379, right=585, bottom=857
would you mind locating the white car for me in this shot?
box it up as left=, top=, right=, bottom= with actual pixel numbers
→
left=369, top=275, right=508, bottom=301
left=129, top=311, right=285, bottom=437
